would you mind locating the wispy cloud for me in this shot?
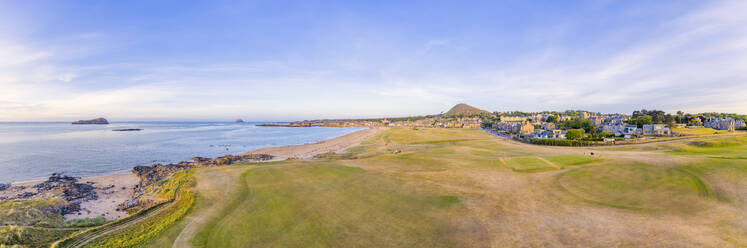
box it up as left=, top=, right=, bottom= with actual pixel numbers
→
left=0, top=0, right=745, bottom=121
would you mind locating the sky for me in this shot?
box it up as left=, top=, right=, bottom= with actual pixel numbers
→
left=0, top=0, right=746, bottom=121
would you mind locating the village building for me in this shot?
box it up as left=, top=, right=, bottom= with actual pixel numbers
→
left=642, top=124, right=671, bottom=136
left=623, top=125, right=639, bottom=139
left=704, top=118, right=736, bottom=131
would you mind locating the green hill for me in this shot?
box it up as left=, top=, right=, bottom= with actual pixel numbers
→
left=443, top=103, right=489, bottom=117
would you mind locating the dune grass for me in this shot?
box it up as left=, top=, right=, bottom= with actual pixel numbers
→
left=0, top=198, right=67, bottom=228
left=0, top=226, right=79, bottom=248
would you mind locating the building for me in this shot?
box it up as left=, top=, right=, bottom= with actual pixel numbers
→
left=602, top=123, right=626, bottom=137
left=533, top=129, right=566, bottom=139
left=520, top=122, right=535, bottom=134
left=704, top=118, right=736, bottom=131
left=623, top=125, right=639, bottom=139
left=642, top=124, right=671, bottom=136
left=542, top=122, right=556, bottom=130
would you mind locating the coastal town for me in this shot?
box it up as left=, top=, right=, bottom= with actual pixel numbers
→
left=272, top=104, right=747, bottom=145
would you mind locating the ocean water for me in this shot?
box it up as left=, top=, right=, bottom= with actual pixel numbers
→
left=0, top=122, right=364, bottom=183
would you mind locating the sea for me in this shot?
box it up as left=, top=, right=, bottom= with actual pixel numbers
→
left=0, top=122, right=364, bottom=183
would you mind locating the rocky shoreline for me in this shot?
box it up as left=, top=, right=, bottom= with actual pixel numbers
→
left=0, top=127, right=382, bottom=222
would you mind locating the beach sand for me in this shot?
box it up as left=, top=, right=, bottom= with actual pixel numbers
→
left=1, top=127, right=384, bottom=221
left=1, top=173, right=139, bottom=220
left=65, top=173, right=139, bottom=220
left=244, top=127, right=384, bottom=160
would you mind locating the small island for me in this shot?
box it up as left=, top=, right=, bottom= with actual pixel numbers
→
left=235, top=119, right=244, bottom=123
left=113, top=129, right=142, bottom=132
left=72, top=118, right=109, bottom=124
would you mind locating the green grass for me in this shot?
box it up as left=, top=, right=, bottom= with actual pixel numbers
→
left=0, top=198, right=66, bottom=228
left=63, top=217, right=108, bottom=228
left=673, top=127, right=730, bottom=135
left=138, top=128, right=747, bottom=246
left=0, top=226, right=79, bottom=248
left=559, top=162, right=716, bottom=212
left=194, top=162, right=467, bottom=248
left=545, top=154, right=600, bottom=166
left=507, top=156, right=558, bottom=172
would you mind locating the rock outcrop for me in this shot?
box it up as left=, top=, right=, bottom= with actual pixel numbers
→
left=32, top=173, right=98, bottom=202
left=123, top=153, right=274, bottom=211
left=72, top=118, right=109, bottom=124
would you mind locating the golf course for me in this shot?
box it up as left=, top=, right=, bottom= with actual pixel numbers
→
left=103, top=128, right=745, bottom=247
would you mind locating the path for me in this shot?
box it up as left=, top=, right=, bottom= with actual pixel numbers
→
left=60, top=199, right=174, bottom=248
left=172, top=167, right=242, bottom=248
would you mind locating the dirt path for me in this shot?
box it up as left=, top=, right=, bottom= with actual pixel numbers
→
left=61, top=199, right=174, bottom=248
left=171, top=167, right=243, bottom=248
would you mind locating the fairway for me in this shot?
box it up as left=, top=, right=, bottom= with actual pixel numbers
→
left=156, top=128, right=747, bottom=247
left=673, top=127, right=731, bottom=135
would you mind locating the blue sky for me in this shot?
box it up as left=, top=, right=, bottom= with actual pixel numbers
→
left=1, top=0, right=745, bottom=121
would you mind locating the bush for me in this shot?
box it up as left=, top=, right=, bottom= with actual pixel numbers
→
left=64, top=216, right=109, bottom=228
left=566, top=129, right=585, bottom=140
left=530, top=138, right=594, bottom=146
left=0, top=198, right=66, bottom=227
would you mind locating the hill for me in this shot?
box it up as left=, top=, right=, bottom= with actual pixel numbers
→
left=443, top=103, right=489, bottom=117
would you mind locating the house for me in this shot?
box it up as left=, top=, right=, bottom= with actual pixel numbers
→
left=520, top=122, right=535, bottom=134
left=533, top=129, right=547, bottom=139
left=542, top=122, right=556, bottom=130
left=533, top=129, right=566, bottom=139
left=623, top=125, right=639, bottom=138
left=551, top=129, right=566, bottom=139
left=642, top=124, right=671, bottom=136
left=602, top=123, right=626, bottom=137
left=704, top=118, right=736, bottom=131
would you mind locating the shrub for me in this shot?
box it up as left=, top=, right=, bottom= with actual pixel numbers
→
left=566, top=129, right=585, bottom=140
left=530, top=138, right=594, bottom=146
left=64, top=216, right=108, bottom=228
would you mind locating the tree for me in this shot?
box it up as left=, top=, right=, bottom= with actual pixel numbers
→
left=664, top=114, right=675, bottom=128
left=635, top=115, right=652, bottom=128
left=599, top=131, right=614, bottom=138
left=563, top=119, right=595, bottom=133
left=545, top=115, right=558, bottom=123
left=632, top=109, right=666, bottom=123
left=566, top=129, right=585, bottom=140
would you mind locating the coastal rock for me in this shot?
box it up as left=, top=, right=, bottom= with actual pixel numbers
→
left=113, top=128, right=142, bottom=131
left=0, top=183, right=10, bottom=191
left=126, top=153, right=275, bottom=210
left=63, top=183, right=97, bottom=201
left=32, top=173, right=98, bottom=201
left=120, top=199, right=140, bottom=210
left=16, top=192, right=37, bottom=199
left=72, top=117, right=109, bottom=124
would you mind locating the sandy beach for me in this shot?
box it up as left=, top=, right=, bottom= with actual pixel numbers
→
left=245, top=127, right=384, bottom=160
left=1, top=172, right=139, bottom=220
left=1, top=127, right=384, bottom=221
